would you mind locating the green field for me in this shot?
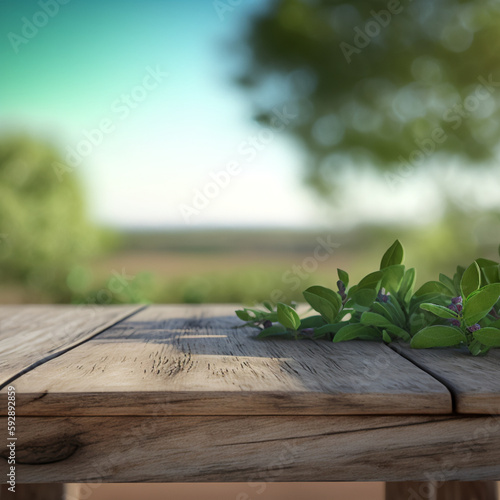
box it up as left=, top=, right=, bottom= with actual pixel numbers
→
left=1, top=225, right=498, bottom=305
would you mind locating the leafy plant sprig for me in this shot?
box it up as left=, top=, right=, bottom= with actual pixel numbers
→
left=411, top=259, right=500, bottom=355
left=235, top=240, right=500, bottom=356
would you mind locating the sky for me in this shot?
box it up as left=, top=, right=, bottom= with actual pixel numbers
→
left=1, top=0, right=498, bottom=230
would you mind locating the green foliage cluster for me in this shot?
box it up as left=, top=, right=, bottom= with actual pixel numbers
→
left=236, top=0, right=500, bottom=193
left=0, top=136, right=103, bottom=300
left=236, top=241, right=500, bottom=355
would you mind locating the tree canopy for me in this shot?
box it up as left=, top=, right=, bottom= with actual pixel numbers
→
left=0, top=136, right=101, bottom=299
left=235, top=0, right=500, bottom=194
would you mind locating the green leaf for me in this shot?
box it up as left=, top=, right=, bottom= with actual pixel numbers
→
left=357, top=270, right=383, bottom=290
left=410, top=293, right=449, bottom=319
left=299, top=315, right=326, bottom=329
left=468, top=339, right=489, bottom=356
left=337, top=268, right=349, bottom=288
left=371, top=302, right=394, bottom=322
left=385, top=323, right=411, bottom=341
left=476, top=257, right=500, bottom=268
left=382, top=329, right=392, bottom=343
left=303, top=286, right=342, bottom=323
left=399, top=268, right=416, bottom=303
left=257, top=325, right=288, bottom=338
left=385, top=296, right=406, bottom=327
left=461, top=261, right=481, bottom=298
left=263, top=301, right=274, bottom=312
left=475, top=259, right=500, bottom=285
left=380, top=240, right=404, bottom=269
left=333, top=324, right=380, bottom=342
left=360, top=311, right=393, bottom=328
left=410, top=326, right=467, bottom=348
left=360, top=312, right=409, bottom=339
left=463, top=284, right=500, bottom=326
left=454, top=266, right=465, bottom=295
left=380, top=265, right=405, bottom=294
left=350, top=288, right=377, bottom=308
left=414, top=281, right=453, bottom=297
left=481, top=265, right=500, bottom=285
left=439, top=273, right=457, bottom=295
left=235, top=309, right=252, bottom=321
left=473, top=327, right=500, bottom=347
left=420, top=303, right=458, bottom=319
left=277, top=303, right=301, bottom=330
left=409, top=312, right=427, bottom=334
left=314, top=322, right=348, bottom=337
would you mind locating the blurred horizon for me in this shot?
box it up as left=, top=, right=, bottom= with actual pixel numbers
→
left=1, top=0, right=500, bottom=307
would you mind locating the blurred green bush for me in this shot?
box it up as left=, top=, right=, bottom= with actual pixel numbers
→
left=0, top=136, right=105, bottom=301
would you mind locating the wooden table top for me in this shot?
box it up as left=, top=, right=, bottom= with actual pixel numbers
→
left=2, top=305, right=500, bottom=483
left=1, top=304, right=499, bottom=417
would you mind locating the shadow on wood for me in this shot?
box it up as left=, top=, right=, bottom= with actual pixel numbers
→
left=386, top=481, right=498, bottom=500
left=0, top=484, right=80, bottom=500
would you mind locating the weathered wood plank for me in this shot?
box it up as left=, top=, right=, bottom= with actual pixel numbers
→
left=391, top=342, right=500, bottom=414
left=0, top=305, right=143, bottom=388
left=386, top=481, right=498, bottom=500
left=2, top=305, right=451, bottom=416
left=1, top=415, right=500, bottom=483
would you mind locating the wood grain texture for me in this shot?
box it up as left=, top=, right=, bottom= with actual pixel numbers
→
left=1, top=415, right=500, bottom=483
left=391, top=342, right=500, bottom=414
left=2, top=305, right=451, bottom=416
left=386, top=481, right=498, bottom=500
left=0, top=305, right=143, bottom=389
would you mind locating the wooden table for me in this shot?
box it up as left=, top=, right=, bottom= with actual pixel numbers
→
left=1, top=305, right=499, bottom=500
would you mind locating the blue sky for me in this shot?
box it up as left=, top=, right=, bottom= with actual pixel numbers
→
left=0, top=0, right=327, bottom=229
left=1, top=0, right=496, bottom=230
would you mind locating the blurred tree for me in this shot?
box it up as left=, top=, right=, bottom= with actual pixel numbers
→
left=0, top=136, right=102, bottom=300
left=235, top=0, right=500, bottom=194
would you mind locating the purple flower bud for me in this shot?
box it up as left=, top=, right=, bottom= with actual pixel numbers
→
left=447, top=304, right=457, bottom=312
left=451, top=296, right=463, bottom=304
left=262, top=320, right=273, bottom=329
left=448, top=319, right=461, bottom=327
left=377, top=289, right=389, bottom=303
left=337, top=280, right=347, bottom=300
left=467, top=323, right=481, bottom=333
left=301, top=328, right=314, bottom=337
left=456, top=303, right=463, bottom=313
